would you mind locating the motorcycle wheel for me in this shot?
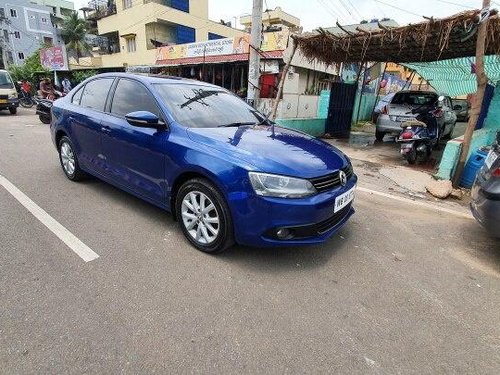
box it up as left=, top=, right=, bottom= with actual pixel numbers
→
left=39, top=115, right=50, bottom=124
left=19, top=97, right=34, bottom=108
left=406, top=146, right=417, bottom=164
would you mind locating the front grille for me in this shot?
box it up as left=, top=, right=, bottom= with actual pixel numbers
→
left=315, top=204, right=352, bottom=234
left=309, top=164, right=354, bottom=193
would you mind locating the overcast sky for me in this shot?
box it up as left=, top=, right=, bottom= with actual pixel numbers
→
left=72, top=0, right=496, bottom=31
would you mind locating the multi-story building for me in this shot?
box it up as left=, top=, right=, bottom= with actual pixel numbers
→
left=240, top=6, right=301, bottom=33
left=87, top=0, right=246, bottom=69
left=0, top=0, right=61, bottom=68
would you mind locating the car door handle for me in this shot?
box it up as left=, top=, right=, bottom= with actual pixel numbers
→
left=101, top=125, right=111, bottom=133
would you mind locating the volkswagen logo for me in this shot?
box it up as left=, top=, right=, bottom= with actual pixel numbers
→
left=339, top=170, right=347, bottom=186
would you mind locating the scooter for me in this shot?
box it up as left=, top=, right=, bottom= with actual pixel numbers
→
left=396, top=96, right=444, bottom=164
left=35, top=97, right=53, bottom=124
left=34, top=91, right=65, bottom=124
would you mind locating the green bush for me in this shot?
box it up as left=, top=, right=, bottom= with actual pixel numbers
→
left=8, top=48, right=49, bottom=84
left=71, top=70, right=98, bottom=84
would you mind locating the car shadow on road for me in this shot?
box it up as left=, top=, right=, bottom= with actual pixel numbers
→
left=219, top=228, right=353, bottom=273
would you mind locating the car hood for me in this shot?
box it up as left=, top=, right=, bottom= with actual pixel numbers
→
left=186, top=125, right=347, bottom=178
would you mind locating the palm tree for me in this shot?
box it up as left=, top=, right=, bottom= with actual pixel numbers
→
left=61, top=12, right=89, bottom=58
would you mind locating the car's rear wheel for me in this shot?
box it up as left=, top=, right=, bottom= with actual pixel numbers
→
left=375, top=129, right=385, bottom=141
left=58, top=136, right=86, bottom=181
left=176, top=178, right=234, bottom=253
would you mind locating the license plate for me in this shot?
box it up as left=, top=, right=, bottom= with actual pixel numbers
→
left=0, top=99, right=6, bottom=103
left=334, top=186, right=355, bottom=213
left=485, top=150, right=498, bottom=170
left=396, top=116, right=412, bottom=122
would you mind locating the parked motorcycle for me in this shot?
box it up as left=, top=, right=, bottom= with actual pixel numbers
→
left=396, top=95, right=445, bottom=164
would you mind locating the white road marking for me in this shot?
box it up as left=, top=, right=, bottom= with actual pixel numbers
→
left=0, top=174, right=99, bottom=262
left=357, top=186, right=473, bottom=220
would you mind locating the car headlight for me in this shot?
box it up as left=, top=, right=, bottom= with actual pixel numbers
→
left=8, top=93, right=17, bottom=99
left=249, top=172, right=316, bottom=198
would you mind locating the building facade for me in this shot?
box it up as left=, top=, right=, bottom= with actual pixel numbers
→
left=0, top=0, right=61, bottom=68
left=87, top=0, right=246, bottom=69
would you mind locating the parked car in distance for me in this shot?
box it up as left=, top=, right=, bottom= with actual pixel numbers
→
left=50, top=73, right=357, bottom=253
left=470, top=131, right=500, bottom=238
left=0, top=69, right=19, bottom=115
left=372, top=93, right=395, bottom=124
left=375, top=90, right=457, bottom=141
left=452, top=98, right=470, bottom=122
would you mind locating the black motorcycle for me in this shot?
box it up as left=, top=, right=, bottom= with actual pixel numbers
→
left=34, top=97, right=53, bottom=124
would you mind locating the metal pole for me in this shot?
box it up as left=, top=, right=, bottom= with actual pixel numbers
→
left=246, top=0, right=263, bottom=107
left=370, top=62, right=388, bottom=121
left=355, top=61, right=368, bottom=124
left=452, top=0, right=491, bottom=187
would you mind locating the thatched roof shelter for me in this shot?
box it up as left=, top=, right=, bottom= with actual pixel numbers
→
left=293, top=10, right=500, bottom=65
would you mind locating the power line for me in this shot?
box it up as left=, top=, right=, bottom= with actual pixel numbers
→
left=345, top=0, right=364, bottom=20
left=336, top=0, right=358, bottom=22
left=436, top=0, right=475, bottom=9
left=316, top=0, right=348, bottom=24
left=374, top=0, right=423, bottom=18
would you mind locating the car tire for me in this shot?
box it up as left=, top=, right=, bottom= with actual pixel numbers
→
left=375, top=130, right=385, bottom=141
left=9, top=107, right=17, bottom=115
left=58, top=136, right=86, bottom=181
left=176, top=178, right=234, bottom=253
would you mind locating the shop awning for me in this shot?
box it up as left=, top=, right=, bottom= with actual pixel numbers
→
left=156, top=50, right=283, bottom=66
left=403, top=55, right=500, bottom=96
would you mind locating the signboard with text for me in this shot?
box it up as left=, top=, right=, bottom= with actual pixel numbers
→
left=39, top=45, right=68, bottom=71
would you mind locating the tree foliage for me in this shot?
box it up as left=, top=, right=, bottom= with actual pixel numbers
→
left=61, top=11, right=89, bottom=58
left=8, top=48, right=49, bottom=83
left=71, top=69, right=98, bottom=84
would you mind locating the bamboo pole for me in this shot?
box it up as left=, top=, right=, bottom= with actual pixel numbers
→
left=452, top=0, right=491, bottom=187
left=270, top=40, right=298, bottom=121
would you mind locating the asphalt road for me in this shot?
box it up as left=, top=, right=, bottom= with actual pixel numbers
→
left=1, top=108, right=499, bottom=374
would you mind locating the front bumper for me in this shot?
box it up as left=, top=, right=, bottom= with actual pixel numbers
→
left=0, top=98, right=19, bottom=109
left=470, top=183, right=500, bottom=238
left=229, top=175, right=357, bottom=247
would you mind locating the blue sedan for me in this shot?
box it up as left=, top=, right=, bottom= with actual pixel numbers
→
left=50, top=73, right=357, bottom=253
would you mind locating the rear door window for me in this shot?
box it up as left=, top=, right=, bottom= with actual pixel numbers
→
left=110, top=79, right=160, bottom=118
left=71, top=86, right=84, bottom=105
left=392, top=92, right=437, bottom=106
left=80, top=78, right=114, bottom=111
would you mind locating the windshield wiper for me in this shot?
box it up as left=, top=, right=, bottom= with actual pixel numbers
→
left=218, top=122, right=256, bottom=128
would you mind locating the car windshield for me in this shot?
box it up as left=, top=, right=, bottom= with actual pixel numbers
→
left=154, top=83, right=264, bottom=128
left=391, top=92, right=437, bottom=106
left=0, top=71, right=14, bottom=89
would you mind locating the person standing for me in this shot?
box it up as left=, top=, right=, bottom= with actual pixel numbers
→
left=62, top=77, right=72, bottom=94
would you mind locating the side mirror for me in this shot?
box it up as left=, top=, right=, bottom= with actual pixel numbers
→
left=453, top=105, right=462, bottom=111
left=436, top=95, right=445, bottom=108
left=125, top=111, right=163, bottom=129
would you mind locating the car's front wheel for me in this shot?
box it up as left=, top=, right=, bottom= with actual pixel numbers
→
left=58, top=136, right=86, bottom=181
left=375, top=129, right=385, bottom=141
left=176, top=178, right=234, bottom=253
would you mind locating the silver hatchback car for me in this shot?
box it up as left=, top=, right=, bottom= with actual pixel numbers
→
left=375, top=90, right=457, bottom=141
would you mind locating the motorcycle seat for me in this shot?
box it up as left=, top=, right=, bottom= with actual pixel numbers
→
left=401, top=119, right=427, bottom=128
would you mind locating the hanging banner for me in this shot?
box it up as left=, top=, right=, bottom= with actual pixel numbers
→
left=39, top=45, right=68, bottom=71
left=155, top=31, right=289, bottom=63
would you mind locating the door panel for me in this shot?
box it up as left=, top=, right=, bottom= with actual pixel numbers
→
left=101, top=78, right=167, bottom=203
left=100, top=115, right=167, bottom=203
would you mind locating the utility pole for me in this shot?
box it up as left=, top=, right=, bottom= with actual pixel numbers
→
left=246, top=0, right=263, bottom=107
left=452, top=0, right=491, bottom=187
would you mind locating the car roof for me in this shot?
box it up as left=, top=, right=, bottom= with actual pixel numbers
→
left=394, top=90, right=437, bottom=95
left=92, top=72, right=221, bottom=88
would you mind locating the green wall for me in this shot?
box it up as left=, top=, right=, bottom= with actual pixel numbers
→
left=275, top=118, right=326, bottom=137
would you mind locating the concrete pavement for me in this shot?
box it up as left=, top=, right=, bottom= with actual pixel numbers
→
left=0, top=109, right=499, bottom=374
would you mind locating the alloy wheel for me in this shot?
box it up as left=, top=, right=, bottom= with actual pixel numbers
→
left=181, top=191, right=220, bottom=244
left=60, top=142, right=76, bottom=176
